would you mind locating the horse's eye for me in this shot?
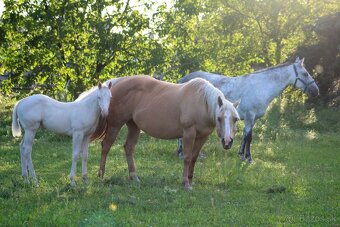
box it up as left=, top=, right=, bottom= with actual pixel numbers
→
left=303, top=73, right=309, bottom=77
left=217, top=117, right=221, bottom=122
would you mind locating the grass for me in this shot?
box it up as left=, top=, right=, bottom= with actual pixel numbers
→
left=0, top=96, right=339, bottom=226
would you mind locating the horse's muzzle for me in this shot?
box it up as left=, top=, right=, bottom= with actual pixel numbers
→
left=221, top=138, right=233, bottom=150
left=307, top=84, right=319, bottom=97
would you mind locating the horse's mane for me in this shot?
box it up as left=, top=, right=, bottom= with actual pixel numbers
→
left=89, top=78, right=121, bottom=141
left=76, top=86, right=98, bottom=101
left=252, top=62, right=291, bottom=74
left=187, top=78, right=224, bottom=121
left=90, top=114, right=108, bottom=141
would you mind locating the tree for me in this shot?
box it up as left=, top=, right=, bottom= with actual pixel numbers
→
left=0, top=0, right=151, bottom=98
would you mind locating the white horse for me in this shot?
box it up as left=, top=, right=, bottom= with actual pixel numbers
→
left=177, top=57, right=319, bottom=163
left=12, top=82, right=113, bottom=186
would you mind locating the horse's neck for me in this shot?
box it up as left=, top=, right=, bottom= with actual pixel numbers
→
left=252, top=65, right=295, bottom=103
left=76, top=91, right=100, bottom=114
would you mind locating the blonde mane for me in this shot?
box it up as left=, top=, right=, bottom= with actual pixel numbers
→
left=76, top=78, right=120, bottom=101
left=186, top=78, right=224, bottom=121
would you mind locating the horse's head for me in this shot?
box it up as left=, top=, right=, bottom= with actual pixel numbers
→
left=97, top=82, right=112, bottom=117
left=215, top=96, right=240, bottom=150
left=293, top=57, right=319, bottom=97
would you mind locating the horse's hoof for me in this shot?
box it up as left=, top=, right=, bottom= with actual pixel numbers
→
left=70, top=179, right=77, bottom=187
left=246, top=158, right=253, bottom=164
left=22, top=175, right=30, bottom=184
left=129, top=172, right=140, bottom=183
left=130, top=176, right=140, bottom=182
left=32, top=178, right=39, bottom=187
left=129, top=176, right=140, bottom=183
left=184, top=185, right=193, bottom=191
left=82, top=176, right=89, bottom=185
left=98, top=169, right=104, bottom=178
left=182, top=181, right=193, bottom=190
left=178, top=152, right=184, bottom=160
left=198, top=151, right=206, bottom=160
left=239, top=155, right=246, bottom=161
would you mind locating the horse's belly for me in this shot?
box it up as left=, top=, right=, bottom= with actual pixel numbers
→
left=143, top=128, right=181, bottom=139
left=42, top=120, right=73, bottom=136
left=135, top=120, right=182, bottom=139
left=132, top=104, right=182, bottom=139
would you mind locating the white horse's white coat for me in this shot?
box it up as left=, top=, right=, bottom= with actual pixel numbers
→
left=178, top=57, right=319, bottom=162
left=12, top=82, right=113, bottom=185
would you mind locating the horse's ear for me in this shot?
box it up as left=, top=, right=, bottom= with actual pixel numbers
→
left=217, top=96, right=223, bottom=108
left=233, top=99, right=240, bottom=109
left=295, top=56, right=300, bottom=63
left=108, top=81, right=112, bottom=89
left=98, top=82, right=102, bottom=89
left=300, top=57, right=305, bottom=65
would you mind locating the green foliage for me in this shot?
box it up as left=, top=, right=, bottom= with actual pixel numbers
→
left=1, top=0, right=339, bottom=102
left=295, top=12, right=340, bottom=106
left=0, top=0, right=157, bottom=98
left=0, top=99, right=339, bottom=226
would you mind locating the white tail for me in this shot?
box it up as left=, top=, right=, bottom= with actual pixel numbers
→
left=12, top=102, right=22, bottom=137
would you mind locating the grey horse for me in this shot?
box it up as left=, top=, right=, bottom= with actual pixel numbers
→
left=177, top=57, right=319, bottom=163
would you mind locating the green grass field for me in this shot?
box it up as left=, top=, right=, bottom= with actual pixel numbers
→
left=0, top=97, right=339, bottom=226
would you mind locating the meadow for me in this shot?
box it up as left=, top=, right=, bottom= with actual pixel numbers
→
left=0, top=96, right=339, bottom=226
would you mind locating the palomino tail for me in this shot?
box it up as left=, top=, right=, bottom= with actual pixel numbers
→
left=12, top=101, right=22, bottom=137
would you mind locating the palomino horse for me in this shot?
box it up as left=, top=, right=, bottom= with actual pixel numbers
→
left=91, top=76, right=240, bottom=189
left=12, top=82, right=113, bottom=185
left=177, top=57, right=319, bottom=163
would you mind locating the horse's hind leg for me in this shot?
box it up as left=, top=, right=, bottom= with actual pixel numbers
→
left=177, top=138, right=183, bottom=158
left=99, top=125, right=122, bottom=178
left=124, top=121, right=141, bottom=182
left=20, top=129, right=37, bottom=184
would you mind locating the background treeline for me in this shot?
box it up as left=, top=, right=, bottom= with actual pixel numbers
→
left=0, top=0, right=339, bottom=105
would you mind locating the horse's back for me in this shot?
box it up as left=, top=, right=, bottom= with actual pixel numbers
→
left=17, top=95, right=72, bottom=130
left=18, top=94, right=66, bottom=113
left=179, top=71, right=244, bottom=101
left=179, top=71, right=229, bottom=84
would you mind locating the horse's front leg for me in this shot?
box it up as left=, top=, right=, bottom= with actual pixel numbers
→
left=70, top=132, right=84, bottom=186
left=99, top=125, right=122, bottom=178
left=182, top=126, right=196, bottom=190
left=238, top=129, right=246, bottom=160
left=245, top=129, right=253, bottom=163
left=188, top=136, right=208, bottom=186
left=124, top=121, right=141, bottom=182
left=239, top=114, right=255, bottom=163
left=81, top=137, right=90, bottom=185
